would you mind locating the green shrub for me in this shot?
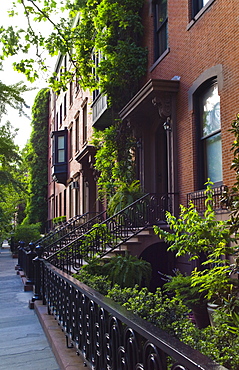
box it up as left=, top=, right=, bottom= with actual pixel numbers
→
left=72, top=270, right=111, bottom=296
left=107, top=180, right=143, bottom=216
left=53, top=216, right=66, bottom=225
left=103, top=253, right=152, bottom=288
left=12, top=223, right=41, bottom=246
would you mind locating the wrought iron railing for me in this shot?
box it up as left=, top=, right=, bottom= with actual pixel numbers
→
left=42, top=261, right=227, bottom=370
left=36, top=212, right=100, bottom=249
left=187, top=185, right=228, bottom=212
left=43, top=211, right=106, bottom=258
left=47, top=193, right=176, bottom=274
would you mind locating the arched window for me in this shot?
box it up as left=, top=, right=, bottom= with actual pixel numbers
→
left=195, top=81, right=222, bottom=187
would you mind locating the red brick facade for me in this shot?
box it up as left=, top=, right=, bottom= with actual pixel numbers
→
left=140, top=0, right=238, bottom=204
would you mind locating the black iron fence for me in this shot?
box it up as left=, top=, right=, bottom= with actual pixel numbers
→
left=42, top=261, right=227, bottom=370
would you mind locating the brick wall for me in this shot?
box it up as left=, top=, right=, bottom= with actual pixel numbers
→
left=142, top=0, right=239, bottom=203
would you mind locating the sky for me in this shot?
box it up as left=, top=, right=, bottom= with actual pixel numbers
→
left=0, top=1, right=55, bottom=149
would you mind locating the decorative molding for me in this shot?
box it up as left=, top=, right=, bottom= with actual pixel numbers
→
left=152, top=92, right=172, bottom=120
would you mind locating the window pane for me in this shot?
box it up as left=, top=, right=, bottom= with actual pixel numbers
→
left=58, top=136, right=65, bottom=150
left=205, top=133, right=222, bottom=183
left=156, top=0, right=167, bottom=29
left=155, top=0, right=168, bottom=60
left=58, top=149, right=65, bottom=163
left=202, top=84, right=220, bottom=137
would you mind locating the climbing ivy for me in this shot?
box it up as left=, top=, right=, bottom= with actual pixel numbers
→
left=1, top=0, right=147, bottom=110
left=23, top=88, right=49, bottom=232
left=91, top=120, right=136, bottom=200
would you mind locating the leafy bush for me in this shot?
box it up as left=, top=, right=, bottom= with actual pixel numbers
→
left=12, top=223, right=41, bottom=246
left=107, top=284, right=188, bottom=335
left=154, top=181, right=235, bottom=258
left=73, top=267, right=239, bottom=369
left=107, top=180, right=143, bottom=216
left=163, top=272, right=207, bottom=309
left=53, top=216, right=66, bottom=226
left=72, top=270, right=111, bottom=296
left=103, top=254, right=152, bottom=288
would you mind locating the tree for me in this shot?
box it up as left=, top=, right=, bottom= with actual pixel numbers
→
left=0, top=121, right=26, bottom=238
left=0, top=63, right=32, bottom=237
left=0, top=0, right=147, bottom=110
left=22, top=88, right=49, bottom=232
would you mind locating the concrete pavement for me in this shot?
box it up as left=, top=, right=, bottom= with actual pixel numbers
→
left=0, top=242, right=88, bottom=370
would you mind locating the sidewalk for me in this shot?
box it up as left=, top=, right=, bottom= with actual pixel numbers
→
left=0, top=242, right=87, bottom=370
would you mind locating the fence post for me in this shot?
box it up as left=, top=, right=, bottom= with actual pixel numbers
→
left=17, top=241, right=25, bottom=271
left=29, top=245, right=44, bottom=309
left=25, top=242, right=37, bottom=286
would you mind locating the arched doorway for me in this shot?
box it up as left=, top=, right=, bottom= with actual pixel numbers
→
left=140, top=242, right=174, bottom=292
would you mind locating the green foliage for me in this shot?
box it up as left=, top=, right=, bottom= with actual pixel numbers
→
left=72, top=270, right=111, bottom=296
left=91, top=121, right=137, bottom=200
left=107, top=284, right=239, bottom=369
left=223, top=113, right=239, bottom=234
left=191, top=265, right=239, bottom=304
left=0, top=79, right=31, bottom=118
left=107, top=180, right=143, bottom=216
left=0, top=121, right=27, bottom=237
left=164, top=272, right=206, bottom=309
left=23, top=88, right=49, bottom=232
left=73, top=252, right=151, bottom=290
left=154, top=180, right=239, bottom=314
left=1, top=0, right=147, bottom=110
left=73, top=263, right=239, bottom=368
left=175, top=310, right=239, bottom=370
left=154, top=181, right=235, bottom=260
left=12, top=223, right=41, bottom=245
left=53, top=216, right=66, bottom=225
left=103, top=254, right=152, bottom=288
left=80, top=223, right=113, bottom=260
left=107, top=285, right=189, bottom=334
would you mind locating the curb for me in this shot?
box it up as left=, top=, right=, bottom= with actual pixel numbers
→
left=34, top=301, right=88, bottom=370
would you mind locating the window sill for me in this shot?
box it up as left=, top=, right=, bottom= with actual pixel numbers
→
left=187, top=0, right=216, bottom=30
left=149, top=48, right=170, bottom=73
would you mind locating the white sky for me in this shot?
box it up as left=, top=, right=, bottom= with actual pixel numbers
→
left=0, top=1, right=55, bottom=149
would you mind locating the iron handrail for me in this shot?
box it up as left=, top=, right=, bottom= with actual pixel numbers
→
left=47, top=193, right=176, bottom=273
left=36, top=212, right=98, bottom=249
left=43, top=211, right=106, bottom=258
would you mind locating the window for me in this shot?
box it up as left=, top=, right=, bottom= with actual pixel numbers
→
left=75, top=115, right=80, bottom=152
left=83, top=104, right=87, bottom=144
left=63, top=94, right=67, bottom=118
left=191, top=0, right=210, bottom=18
left=69, top=81, right=73, bottom=106
left=154, top=0, right=168, bottom=61
left=196, top=82, right=222, bottom=187
left=59, top=104, right=62, bottom=127
left=57, top=135, right=66, bottom=162
left=69, top=126, right=73, bottom=159
left=51, top=129, right=68, bottom=184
